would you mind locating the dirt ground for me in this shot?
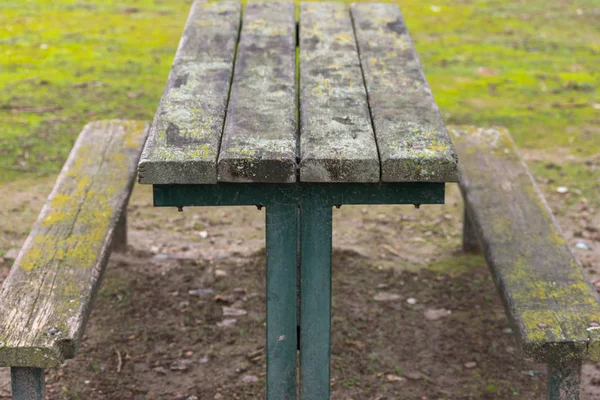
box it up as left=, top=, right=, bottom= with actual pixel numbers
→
left=0, top=151, right=598, bottom=399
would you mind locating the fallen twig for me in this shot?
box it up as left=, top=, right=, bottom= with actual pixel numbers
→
left=115, top=349, right=123, bottom=373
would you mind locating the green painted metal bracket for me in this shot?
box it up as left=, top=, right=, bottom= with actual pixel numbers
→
left=153, top=182, right=445, bottom=207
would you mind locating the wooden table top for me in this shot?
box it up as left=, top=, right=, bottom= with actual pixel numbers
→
left=138, top=1, right=458, bottom=185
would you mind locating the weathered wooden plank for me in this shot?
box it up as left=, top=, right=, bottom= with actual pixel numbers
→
left=0, top=120, right=149, bottom=368
left=138, top=0, right=241, bottom=184
left=351, top=3, right=458, bottom=182
left=450, top=126, right=600, bottom=362
left=218, top=2, right=297, bottom=183
left=299, top=2, right=379, bottom=182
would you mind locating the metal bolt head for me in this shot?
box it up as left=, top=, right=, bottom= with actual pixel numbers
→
left=48, top=327, right=61, bottom=336
left=537, top=323, right=548, bottom=329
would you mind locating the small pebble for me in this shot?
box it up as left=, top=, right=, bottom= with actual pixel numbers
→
left=188, top=288, right=213, bottom=297
left=373, top=292, right=401, bottom=302
left=223, top=307, right=247, bottom=317
left=406, top=298, right=417, bottom=305
left=575, top=242, right=592, bottom=251
left=464, top=361, right=477, bottom=369
left=241, top=375, right=259, bottom=383
left=216, top=319, right=237, bottom=328
left=153, top=367, right=169, bottom=375
left=385, top=374, right=406, bottom=382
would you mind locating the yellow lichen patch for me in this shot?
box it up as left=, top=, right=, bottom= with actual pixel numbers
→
left=17, top=123, right=135, bottom=272
left=523, top=184, right=568, bottom=247
left=520, top=309, right=563, bottom=342
left=334, top=33, right=351, bottom=44
left=586, top=331, right=600, bottom=361
left=121, top=121, right=147, bottom=149
left=20, top=186, right=122, bottom=272
left=43, top=176, right=92, bottom=226
left=427, top=141, right=449, bottom=154
left=18, top=245, right=43, bottom=272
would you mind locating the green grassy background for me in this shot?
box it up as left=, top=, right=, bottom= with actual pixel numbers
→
left=1, top=0, right=598, bottom=188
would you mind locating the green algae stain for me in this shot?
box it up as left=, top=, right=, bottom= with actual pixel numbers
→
left=17, top=133, right=131, bottom=272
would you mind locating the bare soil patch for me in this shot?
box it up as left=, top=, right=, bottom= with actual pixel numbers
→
left=0, top=175, right=597, bottom=399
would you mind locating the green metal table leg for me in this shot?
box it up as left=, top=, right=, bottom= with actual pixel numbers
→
left=548, top=359, right=581, bottom=400
left=11, top=368, right=45, bottom=400
left=462, top=207, right=480, bottom=253
left=300, top=199, right=332, bottom=399
left=266, top=203, right=298, bottom=399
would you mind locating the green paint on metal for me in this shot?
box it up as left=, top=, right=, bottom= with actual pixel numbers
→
left=153, top=182, right=444, bottom=208
left=265, top=203, right=298, bottom=399
left=462, top=207, right=480, bottom=253
left=11, top=368, right=45, bottom=400
left=152, top=181, right=445, bottom=400
left=300, top=198, right=332, bottom=399
left=548, top=359, right=581, bottom=400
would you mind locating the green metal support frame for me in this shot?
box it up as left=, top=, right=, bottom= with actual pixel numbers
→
left=548, top=359, right=582, bottom=400
left=153, top=182, right=444, bottom=399
left=11, top=368, right=45, bottom=400
left=153, top=182, right=444, bottom=208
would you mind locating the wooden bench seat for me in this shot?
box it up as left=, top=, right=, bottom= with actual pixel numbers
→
left=450, top=126, right=600, bottom=400
left=0, top=120, right=148, bottom=399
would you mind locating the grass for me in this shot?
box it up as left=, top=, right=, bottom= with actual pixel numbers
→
left=0, top=0, right=598, bottom=183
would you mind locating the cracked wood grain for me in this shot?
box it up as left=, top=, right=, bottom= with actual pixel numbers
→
left=351, top=3, right=458, bottom=182
left=138, top=0, right=241, bottom=184
left=0, top=120, right=148, bottom=368
left=217, top=1, right=297, bottom=183
left=299, top=2, right=379, bottom=182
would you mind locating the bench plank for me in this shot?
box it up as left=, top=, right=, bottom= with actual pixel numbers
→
left=450, top=126, right=600, bottom=362
left=351, top=3, right=458, bottom=182
left=138, top=0, right=241, bottom=184
left=0, top=120, right=149, bottom=368
left=217, top=2, right=297, bottom=183
left=299, top=2, right=379, bottom=182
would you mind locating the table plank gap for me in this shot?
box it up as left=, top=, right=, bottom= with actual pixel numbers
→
left=351, top=3, right=458, bottom=182
left=138, top=0, right=241, bottom=184
left=218, top=2, right=298, bottom=183
left=299, top=2, right=380, bottom=182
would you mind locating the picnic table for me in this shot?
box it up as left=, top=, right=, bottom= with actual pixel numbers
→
left=138, top=1, right=458, bottom=398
